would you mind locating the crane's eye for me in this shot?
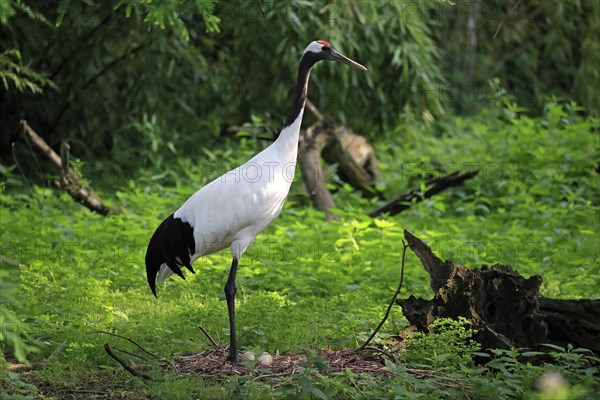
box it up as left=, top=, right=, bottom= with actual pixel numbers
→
left=322, top=46, right=330, bottom=52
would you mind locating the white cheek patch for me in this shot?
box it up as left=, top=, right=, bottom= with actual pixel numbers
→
left=303, top=41, right=324, bottom=54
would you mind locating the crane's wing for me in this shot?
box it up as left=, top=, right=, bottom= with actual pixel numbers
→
left=145, top=213, right=196, bottom=297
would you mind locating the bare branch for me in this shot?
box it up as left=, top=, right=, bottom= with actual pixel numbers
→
left=298, top=123, right=338, bottom=220
left=21, top=119, right=61, bottom=167
left=370, top=170, right=479, bottom=217
left=198, top=326, right=222, bottom=350
left=358, top=241, right=408, bottom=351
left=113, top=346, right=153, bottom=362
left=305, top=98, right=325, bottom=122
left=88, top=330, right=158, bottom=358
left=103, top=343, right=152, bottom=381
left=20, top=120, right=120, bottom=215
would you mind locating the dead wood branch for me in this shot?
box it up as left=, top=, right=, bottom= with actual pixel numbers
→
left=113, top=346, right=154, bottom=362
left=20, top=119, right=62, bottom=167
left=299, top=123, right=339, bottom=220
left=358, top=241, right=408, bottom=351
left=305, top=100, right=478, bottom=220
left=361, top=345, right=398, bottom=360
left=88, top=330, right=158, bottom=358
left=299, top=100, right=381, bottom=217
left=20, top=120, right=119, bottom=215
left=58, top=142, right=118, bottom=215
left=322, top=125, right=381, bottom=197
left=198, top=325, right=222, bottom=350
left=538, top=298, right=600, bottom=353
left=103, top=342, right=152, bottom=381
left=306, top=98, right=326, bottom=122
left=398, top=230, right=600, bottom=353
left=306, top=99, right=380, bottom=190
left=370, top=170, right=479, bottom=217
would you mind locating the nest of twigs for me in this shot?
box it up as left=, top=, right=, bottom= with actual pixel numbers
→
left=173, top=347, right=394, bottom=380
left=100, top=241, right=414, bottom=382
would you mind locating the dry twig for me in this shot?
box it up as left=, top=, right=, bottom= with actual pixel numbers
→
left=103, top=343, right=152, bottom=381
left=198, top=325, right=222, bottom=350
left=358, top=241, right=408, bottom=351
left=88, top=330, right=158, bottom=358
left=361, top=345, right=397, bottom=361
left=113, top=346, right=153, bottom=361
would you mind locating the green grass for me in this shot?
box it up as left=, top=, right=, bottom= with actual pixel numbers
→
left=1, top=101, right=599, bottom=399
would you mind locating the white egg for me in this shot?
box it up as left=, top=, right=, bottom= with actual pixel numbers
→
left=257, top=353, right=273, bottom=366
left=240, top=351, right=255, bottom=361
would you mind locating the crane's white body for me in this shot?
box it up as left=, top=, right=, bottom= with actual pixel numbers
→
left=146, top=40, right=365, bottom=364
left=157, top=110, right=304, bottom=282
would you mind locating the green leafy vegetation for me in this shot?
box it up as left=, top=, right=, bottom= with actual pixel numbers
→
left=0, top=49, right=57, bottom=94
left=1, top=0, right=599, bottom=398
left=402, top=317, right=481, bottom=370
left=1, top=101, right=598, bottom=398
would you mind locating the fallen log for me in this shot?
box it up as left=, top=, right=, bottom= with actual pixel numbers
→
left=297, top=100, right=383, bottom=218
left=539, top=298, right=600, bottom=353
left=398, top=230, right=600, bottom=353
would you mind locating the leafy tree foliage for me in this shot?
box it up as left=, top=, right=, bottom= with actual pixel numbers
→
left=1, top=0, right=597, bottom=169
left=434, top=0, right=600, bottom=114
left=1, top=0, right=221, bottom=167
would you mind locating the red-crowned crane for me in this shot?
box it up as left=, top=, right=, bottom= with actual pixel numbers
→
left=145, top=40, right=366, bottom=364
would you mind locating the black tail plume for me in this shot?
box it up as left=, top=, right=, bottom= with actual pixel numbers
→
left=145, top=214, right=196, bottom=297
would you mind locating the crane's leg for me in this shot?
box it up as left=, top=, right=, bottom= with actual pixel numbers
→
left=224, top=258, right=239, bottom=363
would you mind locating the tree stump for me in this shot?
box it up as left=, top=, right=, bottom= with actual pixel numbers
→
left=398, top=230, right=600, bottom=353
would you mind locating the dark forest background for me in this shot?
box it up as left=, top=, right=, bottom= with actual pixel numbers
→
left=2, top=0, right=598, bottom=172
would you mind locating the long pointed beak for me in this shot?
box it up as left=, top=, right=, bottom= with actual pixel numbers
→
left=331, top=49, right=367, bottom=71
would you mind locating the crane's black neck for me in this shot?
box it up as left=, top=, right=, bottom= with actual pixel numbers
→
left=284, top=53, right=320, bottom=128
